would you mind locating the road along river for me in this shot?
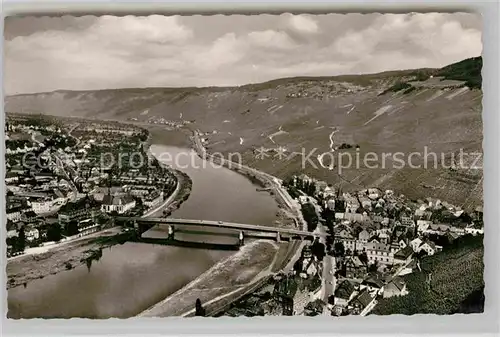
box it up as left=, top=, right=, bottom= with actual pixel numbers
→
left=7, top=145, right=280, bottom=319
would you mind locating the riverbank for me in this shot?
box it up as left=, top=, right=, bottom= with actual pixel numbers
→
left=158, top=169, right=192, bottom=217
left=139, top=239, right=281, bottom=317
left=6, top=227, right=123, bottom=289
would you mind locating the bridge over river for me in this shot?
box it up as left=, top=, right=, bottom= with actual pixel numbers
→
left=115, top=217, right=327, bottom=247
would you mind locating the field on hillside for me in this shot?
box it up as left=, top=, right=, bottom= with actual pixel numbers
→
left=372, top=235, right=484, bottom=315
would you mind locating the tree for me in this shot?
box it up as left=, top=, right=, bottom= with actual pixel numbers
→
left=301, top=203, right=319, bottom=232
left=293, top=258, right=303, bottom=274
left=358, top=252, right=368, bottom=265
left=405, top=229, right=415, bottom=241
left=18, top=226, right=26, bottom=252
left=297, top=178, right=303, bottom=191
left=284, top=176, right=295, bottom=187
left=195, top=298, right=206, bottom=317
left=303, top=180, right=309, bottom=193
left=47, top=223, right=62, bottom=242
left=334, top=242, right=345, bottom=257
left=311, top=241, right=326, bottom=261
left=65, top=221, right=79, bottom=236
left=368, top=261, right=378, bottom=273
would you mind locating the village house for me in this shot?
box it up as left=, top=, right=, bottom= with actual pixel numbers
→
left=398, top=259, right=419, bottom=276
left=410, top=238, right=441, bottom=256
left=338, top=226, right=370, bottom=254
left=333, top=280, right=357, bottom=307
left=349, top=288, right=376, bottom=315
left=343, top=194, right=360, bottom=213
left=326, top=198, right=336, bottom=211
left=383, top=277, right=408, bottom=298
left=393, top=246, right=414, bottom=265
left=378, top=232, right=390, bottom=245
left=418, top=240, right=440, bottom=256
left=295, top=247, right=320, bottom=279
left=464, top=224, right=484, bottom=236
left=25, top=226, right=40, bottom=242
left=359, top=196, right=372, bottom=210
left=126, top=185, right=156, bottom=197
left=357, top=229, right=371, bottom=249
left=446, top=231, right=461, bottom=243
left=414, top=204, right=428, bottom=217
left=7, top=229, right=19, bottom=239
left=5, top=172, right=19, bottom=184
left=360, top=274, right=385, bottom=296
left=6, top=206, right=23, bottom=222
left=336, top=212, right=369, bottom=223
left=345, top=256, right=368, bottom=279
left=424, top=223, right=452, bottom=235
left=21, top=210, right=38, bottom=223
left=400, top=215, right=415, bottom=227
left=409, top=237, right=423, bottom=252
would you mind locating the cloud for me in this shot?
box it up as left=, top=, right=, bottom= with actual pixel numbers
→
left=247, top=30, right=296, bottom=49
left=89, top=15, right=193, bottom=44
left=330, top=13, right=482, bottom=72
left=288, top=15, right=319, bottom=34
left=4, top=13, right=482, bottom=94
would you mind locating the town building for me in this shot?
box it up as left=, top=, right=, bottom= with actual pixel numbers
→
left=143, top=190, right=164, bottom=209
left=58, top=197, right=101, bottom=224
left=101, top=195, right=136, bottom=214
left=6, top=206, right=23, bottom=222
left=366, top=241, right=395, bottom=265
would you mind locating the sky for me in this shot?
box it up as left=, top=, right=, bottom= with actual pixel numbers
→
left=4, top=13, right=482, bottom=95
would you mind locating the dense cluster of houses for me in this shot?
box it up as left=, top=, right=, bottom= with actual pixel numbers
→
left=283, top=80, right=365, bottom=100
left=5, top=116, right=176, bottom=257
left=286, top=174, right=484, bottom=316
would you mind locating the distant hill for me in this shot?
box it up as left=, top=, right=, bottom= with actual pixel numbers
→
left=435, top=56, right=482, bottom=89
left=5, top=57, right=483, bottom=209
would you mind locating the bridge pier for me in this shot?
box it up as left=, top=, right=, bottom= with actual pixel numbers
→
left=276, top=232, right=281, bottom=243
left=168, top=225, right=175, bottom=240
left=238, top=231, right=245, bottom=246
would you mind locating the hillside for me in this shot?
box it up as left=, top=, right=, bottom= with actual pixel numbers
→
left=372, top=234, right=484, bottom=315
left=5, top=57, right=483, bottom=209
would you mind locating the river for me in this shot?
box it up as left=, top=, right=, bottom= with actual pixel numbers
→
left=7, top=145, right=280, bottom=318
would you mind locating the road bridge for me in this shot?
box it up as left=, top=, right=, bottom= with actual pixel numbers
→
left=115, top=217, right=326, bottom=245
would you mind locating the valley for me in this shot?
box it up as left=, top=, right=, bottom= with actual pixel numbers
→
left=5, top=58, right=483, bottom=210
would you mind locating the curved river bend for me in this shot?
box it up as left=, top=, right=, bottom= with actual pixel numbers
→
left=8, top=145, right=279, bottom=319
